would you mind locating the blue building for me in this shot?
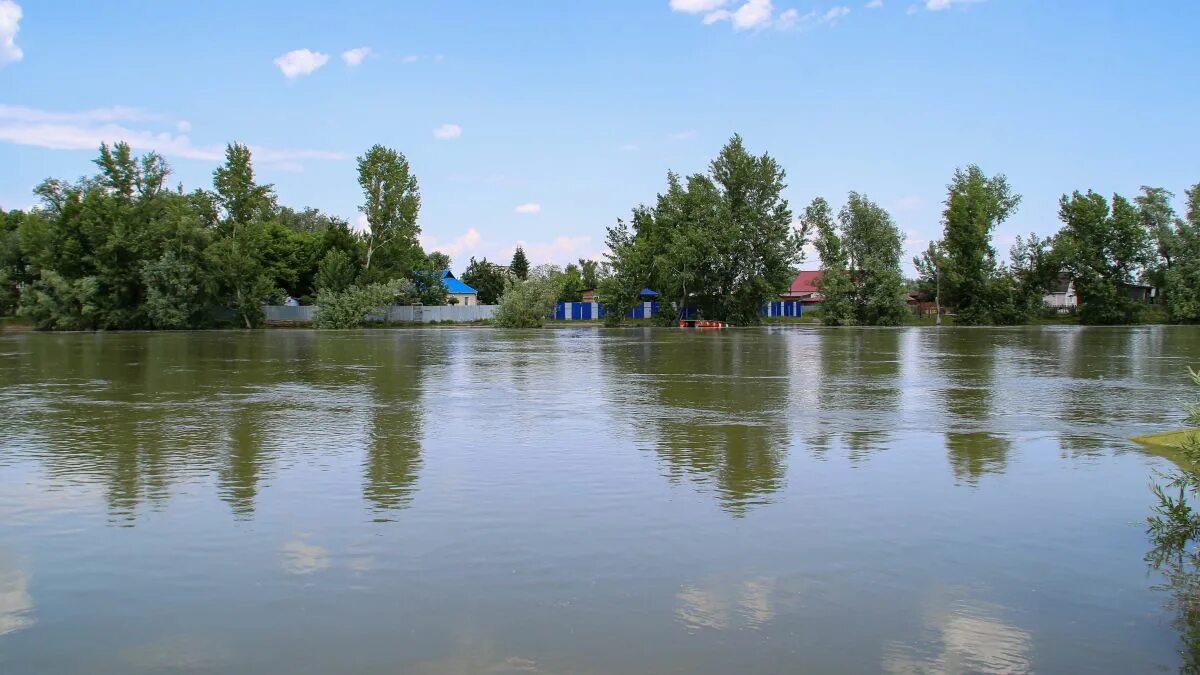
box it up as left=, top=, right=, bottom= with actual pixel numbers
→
left=440, top=270, right=478, bottom=306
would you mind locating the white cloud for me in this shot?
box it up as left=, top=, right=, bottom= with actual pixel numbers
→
left=703, top=0, right=774, bottom=30
left=432, top=123, right=462, bottom=140
left=176, top=120, right=192, bottom=133
left=669, top=0, right=729, bottom=13
left=867, top=0, right=883, bottom=7
left=273, top=48, right=329, bottom=78
left=823, top=6, right=851, bottom=22
left=508, top=236, right=596, bottom=266
left=354, top=214, right=370, bottom=233
left=669, top=130, right=697, bottom=141
left=341, top=47, right=371, bottom=67
left=777, top=8, right=802, bottom=29
left=419, top=227, right=483, bottom=258
left=514, top=203, right=541, bottom=215
left=402, top=54, right=420, bottom=63
left=0, top=104, right=349, bottom=168
left=925, top=0, right=982, bottom=10
left=0, top=1, right=22, bottom=67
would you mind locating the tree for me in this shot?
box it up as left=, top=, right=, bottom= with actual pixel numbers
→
left=806, top=197, right=854, bottom=326
left=1166, top=184, right=1200, bottom=323
left=602, top=135, right=805, bottom=324
left=425, top=250, right=451, bottom=271
left=1138, top=187, right=1181, bottom=295
left=578, top=258, right=600, bottom=289
left=460, top=257, right=509, bottom=305
left=1055, top=190, right=1152, bottom=325
left=558, top=263, right=585, bottom=302
left=841, top=192, right=908, bottom=326
left=313, top=279, right=408, bottom=329
left=315, top=249, right=358, bottom=293
left=493, top=267, right=562, bottom=328
left=913, top=241, right=944, bottom=306
left=509, top=246, right=530, bottom=281
left=357, top=145, right=421, bottom=278
left=938, top=165, right=1021, bottom=324
left=213, top=143, right=275, bottom=231
left=209, top=145, right=280, bottom=327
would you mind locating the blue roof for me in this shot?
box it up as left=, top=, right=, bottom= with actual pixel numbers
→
left=440, top=270, right=477, bottom=295
left=640, top=288, right=658, bottom=297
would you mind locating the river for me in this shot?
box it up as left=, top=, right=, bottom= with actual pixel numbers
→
left=0, top=326, right=1196, bottom=673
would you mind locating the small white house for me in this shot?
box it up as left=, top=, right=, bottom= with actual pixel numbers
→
left=1044, top=275, right=1077, bottom=311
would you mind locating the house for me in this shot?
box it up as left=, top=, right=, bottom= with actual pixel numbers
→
left=1044, top=275, right=1078, bottom=312
left=782, top=271, right=824, bottom=311
left=581, top=288, right=597, bottom=303
left=440, top=270, right=478, bottom=306
left=906, top=291, right=938, bottom=316
left=1043, top=275, right=1158, bottom=311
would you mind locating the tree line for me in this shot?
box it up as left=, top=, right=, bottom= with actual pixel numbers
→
left=4, top=134, right=1199, bottom=329
left=0, top=142, right=461, bottom=329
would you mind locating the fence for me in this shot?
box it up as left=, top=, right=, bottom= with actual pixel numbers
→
left=554, top=301, right=659, bottom=321
left=550, top=301, right=803, bottom=321
left=263, top=304, right=497, bottom=325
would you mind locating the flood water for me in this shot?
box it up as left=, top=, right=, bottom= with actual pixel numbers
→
left=0, top=326, right=1197, bottom=674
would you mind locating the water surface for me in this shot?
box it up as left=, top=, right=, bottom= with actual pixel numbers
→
left=0, top=326, right=1195, bottom=673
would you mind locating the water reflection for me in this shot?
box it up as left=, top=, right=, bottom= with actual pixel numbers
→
left=928, top=331, right=1012, bottom=484
left=357, top=336, right=430, bottom=515
left=601, top=331, right=790, bottom=515
left=0, top=332, right=434, bottom=522
left=882, top=590, right=1032, bottom=674
left=810, top=329, right=902, bottom=459
left=0, top=555, right=34, bottom=637
left=281, top=537, right=332, bottom=576
left=675, top=575, right=780, bottom=632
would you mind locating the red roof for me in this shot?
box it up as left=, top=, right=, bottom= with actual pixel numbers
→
left=783, top=270, right=822, bottom=297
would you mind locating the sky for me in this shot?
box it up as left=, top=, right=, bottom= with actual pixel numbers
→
left=1, top=0, right=1198, bottom=275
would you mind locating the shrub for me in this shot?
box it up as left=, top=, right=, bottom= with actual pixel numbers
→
left=313, top=280, right=407, bottom=329
left=493, top=275, right=561, bottom=328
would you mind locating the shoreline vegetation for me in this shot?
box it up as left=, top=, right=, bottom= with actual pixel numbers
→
left=1, top=135, right=1197, bottom=332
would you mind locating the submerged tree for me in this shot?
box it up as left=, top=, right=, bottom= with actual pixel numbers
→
left=937, top=165, right=1022, bottom=324
left=601, top=134, right=805, bottom=324
left=840, top=192, right=908, bottom=326
left=807, top=197, right=854, bottom=326
left=1055, top=190, right=1152, bottom=325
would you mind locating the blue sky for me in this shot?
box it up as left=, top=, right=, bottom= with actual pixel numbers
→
left=1, top=0, right=1197, bottom=274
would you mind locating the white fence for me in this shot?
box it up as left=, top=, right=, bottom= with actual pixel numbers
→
left=263, top=304, right=497, bottom=324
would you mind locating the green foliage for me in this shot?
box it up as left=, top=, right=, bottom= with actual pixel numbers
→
left=602, top=135, right=804, bottom=324
left=460, top=257, right=509, bottom=305
left=213, top=143, right=275, bottom=230
left=18, top=270, right=100, bottom=330
left=313, top=280, right=408, bottom=329
left=806, top=197, right=854, bottom=326
left=938, top=165, right=1021, bottom=325
left=558, top=263, right=585, bottom=302
left=1056, top=190, right=1152, bottom=325
left=141, top=250, right=211, bottom=329
left=357, top=145, right=421, bottom=279
left=315, top=248, right=358, bottom=293
left=1166, top=185, right=1200, bottom=323
left=578, top=258, right=600, bottom=290
left=806, top=193, right=907, bottom=326
left=840, top=192, right=908, bottom=326
left=493, top=269, right=561, bottom=328
left=509, top=246, right=530, bottom=281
